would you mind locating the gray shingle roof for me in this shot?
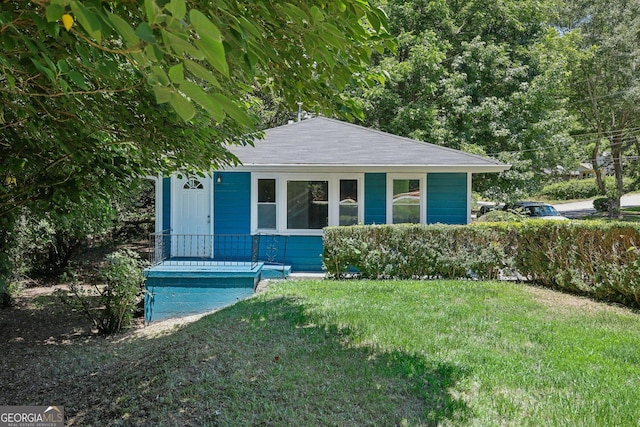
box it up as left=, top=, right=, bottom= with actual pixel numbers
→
left=228, top=117, right=509, bottom=171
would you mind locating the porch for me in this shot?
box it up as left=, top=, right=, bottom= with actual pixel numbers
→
left=144, top=233, right=290, bottom=323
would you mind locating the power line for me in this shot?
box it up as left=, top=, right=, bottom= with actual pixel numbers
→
left=487, top=127, right=640, bottom=156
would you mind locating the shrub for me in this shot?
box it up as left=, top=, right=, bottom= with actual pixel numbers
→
left=323, top=224, right=512, bottom=280
left=540, top=177, right=633, bottom=201
left=476, top=210, right=523, bottom=222
left=59, top=250, right=146, bottom=334
left=323, top=222, right=640, bottom=308
left=540, top=179, right=601, bottom=200
left=0, top=281, right=22, bottom=308
left=593, top=197, right=609, bottom=212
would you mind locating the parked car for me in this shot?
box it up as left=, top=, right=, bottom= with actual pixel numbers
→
left=477, top=202, right=504, bottom=216
left=503, top=201, right=568, bottom=220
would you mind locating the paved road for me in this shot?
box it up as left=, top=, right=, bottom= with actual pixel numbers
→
left=554, top=194, right=640, bottom=218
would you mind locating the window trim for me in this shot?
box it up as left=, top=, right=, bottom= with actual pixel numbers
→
left=386, top=174, right=426, bottom=224
left=256, top=178, right=278, bottom=230
left=251, top=173, right=364, bottom=235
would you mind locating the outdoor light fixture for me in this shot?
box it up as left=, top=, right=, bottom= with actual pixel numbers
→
left=216, top=175, right=222, bottom=184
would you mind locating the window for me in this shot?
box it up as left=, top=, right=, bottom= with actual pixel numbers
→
left=392, top=178, right=421, bottom=223
left=287, top=180, right=328, bottom=229
left=257, top=179, right=276, bottom=229
left=339, top=179, right=358, bottom=226
left=183, top=178, right=204, bottom=189
left=252, top=174, right=363, bottom=234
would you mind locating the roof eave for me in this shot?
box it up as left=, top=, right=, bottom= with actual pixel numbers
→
left=223, top=164, right=511, bottom=173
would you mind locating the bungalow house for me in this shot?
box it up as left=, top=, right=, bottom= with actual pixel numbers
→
left=144, top=117, right=509, bottom=321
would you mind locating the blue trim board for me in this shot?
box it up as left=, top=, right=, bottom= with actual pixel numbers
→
left=365, top=173, right=386, bottom=224
left=214, top=172, right=251, bottom=235
left=162, top=177, right=171, bottom=231
left=427, top=173, right=467, bottom=224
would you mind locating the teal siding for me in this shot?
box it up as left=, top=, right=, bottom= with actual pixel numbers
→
left=285, top=236, right=324, bottom=272
left=364, top=173, right=386, bottom=224
left=162, top=177, right=171, bottom=231
left=145, top=278, right=255, bottom=323
left=214, top=172, right=251, bottom=234
left=427, top=173, right=468, bottom=224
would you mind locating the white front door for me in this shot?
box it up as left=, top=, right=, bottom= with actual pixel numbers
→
left=172, top=177, right=212, bottom=257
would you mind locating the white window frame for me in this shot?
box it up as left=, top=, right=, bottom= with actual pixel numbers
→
left=251, top=173, right=364, bottom=235
left=256, top=177, right=278, bottom=230
left=386, top=174, right=427, bottom=224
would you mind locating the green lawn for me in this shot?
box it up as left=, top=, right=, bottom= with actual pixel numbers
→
left=3, top=279, right=640, bottom=426
left=261, top=280, right=640, bottom=426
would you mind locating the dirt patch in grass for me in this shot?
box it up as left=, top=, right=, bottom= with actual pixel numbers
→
left=521, top=283, right=634, bottom=316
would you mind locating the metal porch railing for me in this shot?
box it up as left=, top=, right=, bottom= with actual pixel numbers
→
left=148, top=232, right=288, bottom=273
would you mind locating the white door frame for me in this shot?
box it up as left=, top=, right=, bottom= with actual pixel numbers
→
left=171, top=175, right=214, bottom=257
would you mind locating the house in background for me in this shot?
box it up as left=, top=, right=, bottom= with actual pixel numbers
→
left=144, top=117, right=509, bottom=322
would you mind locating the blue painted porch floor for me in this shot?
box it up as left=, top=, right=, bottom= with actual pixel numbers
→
left=143, top=261, right=290, bottom=323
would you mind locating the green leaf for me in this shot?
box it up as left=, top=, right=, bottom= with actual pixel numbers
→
left=184, top=59, right=220, bottom=88
left=31, top=58, right=56, bottom=82
left=5, top=73, right=15, bottom=90
left=106, top=11, right=140, bottom=47
left=282, top=4, right=309, bottom=25
left=179, top=81, right=224, bottom=122
left=70, top=1, right=102, bottom=43
left=144, top=0, right=158, bottom=24
left=68, top=70, right=89, bottom=90
left=166, top=0, right=186, bottom=20
left=237, top=16, right=262, bottom=38
left=145, top=44, right=163, bottom=62
left=310, top=6, right=324, bottom=23
left=45, top=4, right=65, bottom=23
left=189, top=11, right=228, bottom=76
left=366, top=10, right=381, bottom=32
left=169, top=93, right=196, bottom=121
left=135, top=22, right=156, bottom=43
left=195, top=36, right=228, bottom=77
left=130, top=51, right=150, bottom=68
left=163, top=30, right=205, bottom=60
left=153, top=85, right=173, bottom=104
left=151, top=66, right=170, bottom=85
left=56, top=59, right=69, bottom=73
left=189, top=10, right=222, bottom=41
left=211, top=93, right=253, bottom=128
left=45, top=21, right=60, bottom=37
left=168, top=63, right=184, bottom=84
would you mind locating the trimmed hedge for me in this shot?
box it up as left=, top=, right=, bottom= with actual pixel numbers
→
left=540, top=177, right=632, bottom=200
left=323, top=222, right=640, bottom=308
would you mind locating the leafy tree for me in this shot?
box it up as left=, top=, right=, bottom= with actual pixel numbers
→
left=559, top=0, right=640, bottom=217
left=353, top=0, right=580, bottom=200
left=1, top=0, right=391, bottom=214
left=0, top=0, right=392, bottom=289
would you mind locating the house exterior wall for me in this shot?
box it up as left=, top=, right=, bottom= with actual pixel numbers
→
left=364, top=173, right=387, bottom=224
left=213, top=172, right=251, bottom=235
left=426, top=172, right=468, bottom=224
left=166, top=171, right=470, bottom=272
left=283, top=236, right=325, bottom=272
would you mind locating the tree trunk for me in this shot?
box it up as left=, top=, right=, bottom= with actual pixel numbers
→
left=591, top=144, right=606, bottom=194
left=609, top=132, right=625, bottom=219
left=0, top=215, right=16, bottom=307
